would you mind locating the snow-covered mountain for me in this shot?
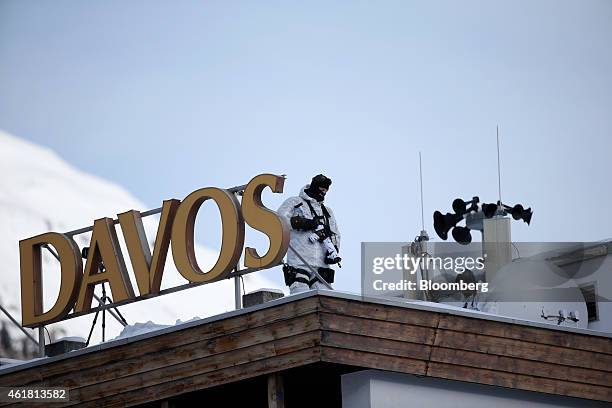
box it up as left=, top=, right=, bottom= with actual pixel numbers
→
left=0, top=130, right=281, bottom=353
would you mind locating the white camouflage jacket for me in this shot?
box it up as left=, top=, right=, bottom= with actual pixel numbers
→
left=277, top=185, right=341, bottom=269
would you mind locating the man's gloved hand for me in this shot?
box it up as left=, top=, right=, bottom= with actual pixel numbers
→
left=308, top=229, right=326, bottom=243
left=290, top=216, right=319, bottom=231
left=308, top=224, right=327, bottom=243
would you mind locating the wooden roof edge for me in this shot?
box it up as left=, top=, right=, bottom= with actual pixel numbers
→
left=1, top=290, right=610, bottom=376
left=320, top=291, right=612, bottom=339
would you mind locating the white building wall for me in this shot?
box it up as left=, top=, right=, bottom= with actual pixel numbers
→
left=571, top=254, right=612, bottom=333
left=342, top=370, right=609, bottom=408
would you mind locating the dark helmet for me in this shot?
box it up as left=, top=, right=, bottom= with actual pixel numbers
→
left=305, top=174, right=332, bottom=201
left=310, top=174, right=332, bottom=189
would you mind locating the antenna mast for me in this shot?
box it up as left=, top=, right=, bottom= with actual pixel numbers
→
left=496, top=125, right=502, bottom=206
left=419, top=152, right=425, bottom=231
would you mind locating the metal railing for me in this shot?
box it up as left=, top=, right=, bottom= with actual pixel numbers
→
left=0, top=304, right=38, bottom=347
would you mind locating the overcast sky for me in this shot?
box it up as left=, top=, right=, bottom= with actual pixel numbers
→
left=1, top=0, right=611, bottom=294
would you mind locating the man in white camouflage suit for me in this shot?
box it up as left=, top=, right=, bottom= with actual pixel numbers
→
left=277, top=174, right=341, bottom=294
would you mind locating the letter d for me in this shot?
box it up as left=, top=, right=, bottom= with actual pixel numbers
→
left=20, top=233, right=82, bottom=327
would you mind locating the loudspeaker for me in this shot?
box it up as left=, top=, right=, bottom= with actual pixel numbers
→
left=482, top=203, right=498, bottom=218
left=452, top=197, right=479, bottom=215
left=433, top=211, right=462, bottom=240
left=452, top=226, right=472, bottom=245
left=452, top=198, right=467, bottom=215
left=510, top=204, right=533, bottom=225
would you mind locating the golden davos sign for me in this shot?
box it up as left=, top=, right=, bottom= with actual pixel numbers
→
left=20, top=174, right=290, bottom=328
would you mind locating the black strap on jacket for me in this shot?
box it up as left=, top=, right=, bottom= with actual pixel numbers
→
left=303, top=199, right=332, bottom=238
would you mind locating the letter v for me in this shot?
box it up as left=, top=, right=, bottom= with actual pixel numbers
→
left=118, top=199, right=180, bottom=295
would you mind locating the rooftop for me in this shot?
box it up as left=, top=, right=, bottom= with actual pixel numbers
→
left=0, top=290, right=610, bottom=406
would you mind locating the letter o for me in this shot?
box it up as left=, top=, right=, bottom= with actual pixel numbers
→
left=171, top=187, right=244, bottom=283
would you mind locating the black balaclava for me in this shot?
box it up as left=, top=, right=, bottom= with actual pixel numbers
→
left=305, top=174, right=332, bottom=202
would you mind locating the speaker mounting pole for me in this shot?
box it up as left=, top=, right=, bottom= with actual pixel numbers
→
left=496, top=125, right=503, bottom=208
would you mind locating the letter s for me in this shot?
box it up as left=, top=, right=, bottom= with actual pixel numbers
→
left=242, top=174, right=290, bottom=269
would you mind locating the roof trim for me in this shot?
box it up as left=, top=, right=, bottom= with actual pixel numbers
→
left=1, top=290, right=610, bottom=375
